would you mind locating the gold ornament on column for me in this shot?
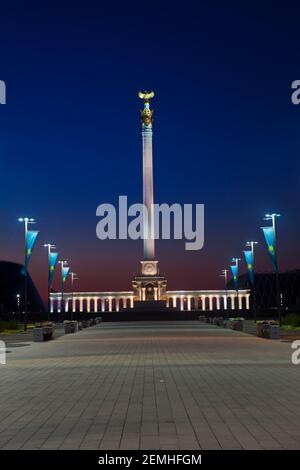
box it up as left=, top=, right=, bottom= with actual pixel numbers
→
left=138, top=91, right=154, bottom=127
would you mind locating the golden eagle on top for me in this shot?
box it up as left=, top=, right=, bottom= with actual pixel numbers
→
left=138, top=91, right=155, bottom=102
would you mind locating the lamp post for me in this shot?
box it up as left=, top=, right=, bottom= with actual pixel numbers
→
left=264, top=213, right=281, bottom=324
left=43, top=243, right=56, bottom=321
left=58, top=260, right=68, bottom=317
left=231, top=257, right=241, bottom=315
left=246, top=241, right=258, bottom=322
left=220, top=269, right=229, bottom=314
left=264, top=213, right=281, bottom=237
left=16, top=294, right=21, bottom=315
left=70, top=272, right=78, bottom=321
left=18, top=217, right=35, bottom=331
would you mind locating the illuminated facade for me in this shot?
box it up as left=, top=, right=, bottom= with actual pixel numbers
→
left=50, top=92, right=250, bottom=313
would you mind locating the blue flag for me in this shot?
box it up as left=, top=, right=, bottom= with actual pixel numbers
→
left=62, top=266, right=70, bottom=292
left=49, top=252, right=58, bottom=286
left=261, top=226, right=278, bottom=271
left=230, top=264, right=238, bottom=291
left=25, top=230, right=39, bottom=268
left=243, top=250, right=255, bottom=285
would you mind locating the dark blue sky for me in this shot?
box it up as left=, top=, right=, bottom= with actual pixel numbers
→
left=0, top=1, right=300, bottom=299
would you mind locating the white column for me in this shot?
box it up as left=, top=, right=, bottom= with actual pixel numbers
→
left=201, top=296, right=206, bottom=310
left=209, top=297, right=213, bottom=311
left=142, top=288, right=146, bottom=301
left=223, top=295, right=227, bottom=310
left=79, top=298, right=83, bottom=312
left=130, top=297, right=134, bottom=308
left=238, top=295, right=242, bottom=310
left=65, top=299, right=69, bottom=313
left=246, top=295, right=250, bottom=310
left=216, top=297, right=220, bottom=310
left=101, top=299, right=105, bottom=312
left=50, top=298, right=54, bottom=313
left=94, top=298, right=98, bottom=312
left=57, top=299, right=61, bottom=313
left=154, top=287, right=158, bottom=301
left=108, top=298, right=112, bottom=311
left=231, top=295, right=235, bottom=310
left=87, top=298, right=91, bottom=313
left=142, top=119, right=155, bottom=259
left=72, top=298, right=76, bottom=312
left=180, top=297, right=184, bottom=311
left=187, top=297, right=191, bottom=311
left=173, top=297, right=177, bottom=308
left=116, top=299, right=119, bottom=312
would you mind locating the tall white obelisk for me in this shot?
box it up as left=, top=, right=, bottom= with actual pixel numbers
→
left=140, top=91, right=155, bottom=261
left=132, top=91, right=166, bottom=302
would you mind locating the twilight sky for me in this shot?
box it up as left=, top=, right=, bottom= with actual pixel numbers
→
left=0, top=1, right=300, bottom=301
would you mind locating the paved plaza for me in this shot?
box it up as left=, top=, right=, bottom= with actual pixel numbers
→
left=0, top=321, right=300, bottom=450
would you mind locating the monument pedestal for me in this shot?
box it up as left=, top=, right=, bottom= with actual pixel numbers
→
left=132, top=260, right=167, bottom=302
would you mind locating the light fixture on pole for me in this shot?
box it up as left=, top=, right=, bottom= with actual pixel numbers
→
left=18, top=217, right=37, bottom=331
left=264, top=213, right=281, bottom=235
left=43, top=243, right=56, bottom=320
left=58, top=260, right=68, bottom=316
left=219, top=269, right=229, bottom=312
left=262, top=213, right=281, bottom=324
left=231, top=257, right=241, bottom=314
left=16, top=294, right=21, bottom=313
left=245, top=241, right=258, bottom=322
left=70, top=272, right=79, bottom=321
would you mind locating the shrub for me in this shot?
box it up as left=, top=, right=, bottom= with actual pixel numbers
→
left=0, top=320, right=19, bottom=332
left=282, top=313, right=300, bottom=327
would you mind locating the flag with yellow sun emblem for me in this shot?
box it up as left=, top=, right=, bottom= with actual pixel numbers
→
left=49, top=252, right=59, bottom=285
left=243, top=250, right=255, bottom=285
left=230, top=264, right=238, bottom=291
left=261, top=226, right=278, bottom=271
left=25, top=230, right=39, bottom=268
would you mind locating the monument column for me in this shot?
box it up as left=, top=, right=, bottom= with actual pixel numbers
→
left=138, top=91, right=159, bottom=278
left=140, top=91, right=155, bottom=260
left=132, top=92, right=167, bottom=304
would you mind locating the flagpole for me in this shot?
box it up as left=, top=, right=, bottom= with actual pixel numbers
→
left=18, top=217, right=36, bottom=331
left=246, top=241, right=258, bottom=323
left=70, top=272, right=78, bottom=321
left=272, top=215, right=282, bottom=326
left=24, top=219, right=28, bottom=331
left=264, top=213, right=281, bottom=325
left=43, top=244, right=56, bottom=321
left=231, top=258, right=241, bottom=317
left=59, top=260, right=68, bottom=320
left=220, top=269, right=228, bottom=318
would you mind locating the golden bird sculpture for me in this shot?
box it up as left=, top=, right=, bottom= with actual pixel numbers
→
left=138, top=91, right=155, bottom=102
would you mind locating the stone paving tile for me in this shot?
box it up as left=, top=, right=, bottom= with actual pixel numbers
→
left=0, top=321, right=300, bottom=450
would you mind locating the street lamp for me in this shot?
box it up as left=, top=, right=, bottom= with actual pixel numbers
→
left=18, top=217, right=36, bottom=331
left=58, top=260, right=68, bottom=316
left=263, top=213, right=281, bottom=324
left=220, top=269, right=229, bottom=314
left=43, top=243, right=56, bottom=320
left=246, top=240, right=258, bottom=254
left=70, top=272, right=79, bottom=320
left=16, top=294, right=21, bottom=314
left=245, top=241, right=258, bottom=322
left=264, top=213, right=281, bottom=236
left=231, top=257, right=241, bottom=314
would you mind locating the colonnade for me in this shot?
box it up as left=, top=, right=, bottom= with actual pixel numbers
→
left=50, top=289, right=250, bottom=313
left=165, top=290, right=250, bottom=311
